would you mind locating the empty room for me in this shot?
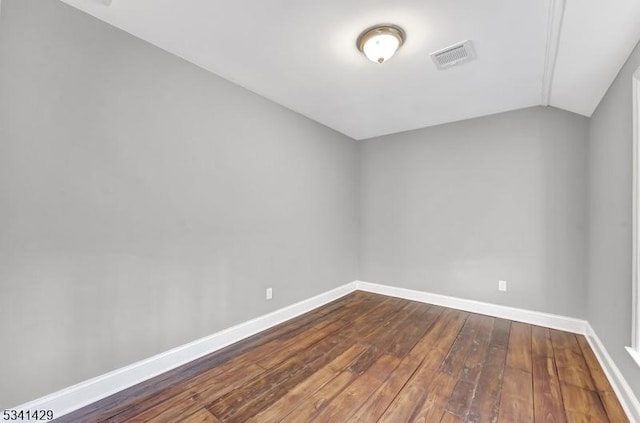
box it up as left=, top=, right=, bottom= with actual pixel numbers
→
left=2, top=0, right=640, bottom=421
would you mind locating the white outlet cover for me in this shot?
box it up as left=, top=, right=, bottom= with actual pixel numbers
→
left=266, top=288, right=273, bottom=300
left=498, top=280, right=507, bottom=292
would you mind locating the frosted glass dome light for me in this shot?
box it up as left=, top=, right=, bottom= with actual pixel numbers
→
left=357, top=25, right=405, bottom=64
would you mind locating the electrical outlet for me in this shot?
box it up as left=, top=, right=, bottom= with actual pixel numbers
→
left=498, top=280, right=507, bottom=292
left=266, top=287, right=273, bottom=300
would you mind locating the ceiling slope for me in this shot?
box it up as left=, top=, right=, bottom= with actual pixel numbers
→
left=58, top=0, right=640, bottom=139
left=550, top=0, right=640, bottom=116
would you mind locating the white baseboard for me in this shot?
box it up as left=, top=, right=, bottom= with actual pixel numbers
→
left=14, top=281, right=358, bottom=420
left=13, top=280, right=640, bottom=423
left=586, top=327, right=640, bottom=423
left=356, top=281, right=588, bottom=334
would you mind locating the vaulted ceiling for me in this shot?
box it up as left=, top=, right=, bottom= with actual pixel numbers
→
left=60, top=0, right=640, bottom=140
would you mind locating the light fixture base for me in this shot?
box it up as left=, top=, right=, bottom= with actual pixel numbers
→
left=357, top=24, right=405, bottom=64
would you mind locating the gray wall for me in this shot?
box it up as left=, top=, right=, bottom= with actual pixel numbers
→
left=360, top=107, right=589, bottom=318
left=0, top=0, right=358, bottom=407
left=587, top=41, right=640, bottom=394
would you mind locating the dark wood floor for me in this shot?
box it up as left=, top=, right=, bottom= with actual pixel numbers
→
left=54, top=291, right=628, bottom=422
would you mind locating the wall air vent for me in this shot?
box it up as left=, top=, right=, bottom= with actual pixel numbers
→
left=430, top=40, right=476, bottom=70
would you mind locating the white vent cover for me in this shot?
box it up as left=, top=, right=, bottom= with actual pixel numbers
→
left=430, top=40, right=476, bottom=69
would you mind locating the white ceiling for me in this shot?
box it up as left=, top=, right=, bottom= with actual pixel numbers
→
left=59, top=0, right=640, bottom=140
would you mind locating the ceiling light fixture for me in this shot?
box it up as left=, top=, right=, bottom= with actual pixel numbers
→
left=357, top=25, right=405, bottom=64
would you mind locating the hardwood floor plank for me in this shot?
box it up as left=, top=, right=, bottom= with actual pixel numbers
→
left=142, top=328, right=347, bottom=422
left=378, top=342, right=459, bottom=423
left=376, top=346, right=450, bottom=422
left=440, top=314, right=484, bottom=376
left=310, top=354, right=400, bottom=421
left=111, top=330, right=315, bottom=422
left=408, top=371, right=458, bottom=423
left=489, top=318, right=512, bottom=349
left=498, top=367, right=534, bottom=423
left=560, top=383, right=609, bottom=422
left=416, top=308, right=469, bottom=355
left=556, top=365, right=598, bottom=393
left=378, top=383, right=427, bottom=423
left=498, top=320, right=534, bottom=422
left=506, top=322, right=532, bottom=373
left=459, top=315, right=494, bottom=384
left=441, top=315, right=495, bottom=420
left=574, top=332, right=629, bottom=423
left=532, top=326, right=554, bottom=358
left=207, top=330, right=349, bottom=421
left=53, top=292, right=628, bottom=423
left=445, top=380, right=476, bottom=417
left=347, top=352, right=424, bottom=422
left=278, top=371, right=358, bottom=422
left=121, top=318, right=348, bottom=422
left=384, top=304, right=442, bottom=357
left=598, top=391, right=629, bottom=423
left=346, top=301, right=435, bottom=375
left=346, top=344, right=384, bottom=375
left=358, top=301, right=422, bottom=347
left=466, top=344, right=508, bottom=422
left=256, top=320, right=348, bottom=369
left=574, top=333, right=629, bottom=422
left=575, top=336, right=610, bottom=391
left=109, top=363, right=265, bottom=423
left=246, top=343, right=368, bottom=423
left=177, top=409, right=220, bottom=423
left=339, top=297, right=411, bottom=347
left=440, top=411, right=464, bottom=423
left=550, top=330, right=595, bottom=391
left=533, top=355, right=567, bottom=423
